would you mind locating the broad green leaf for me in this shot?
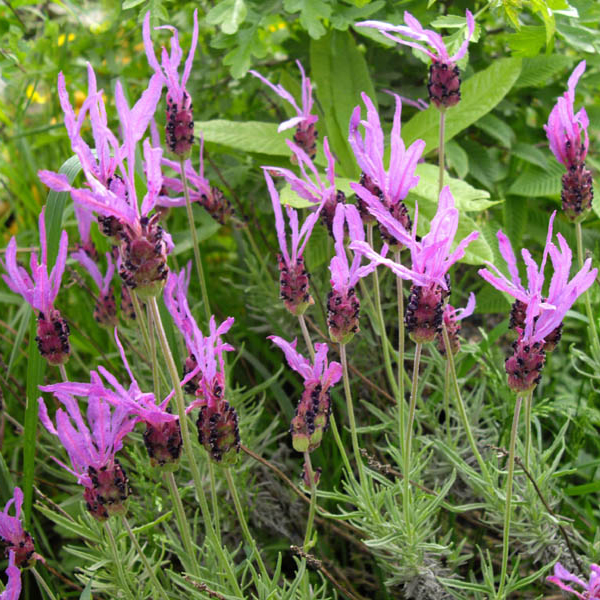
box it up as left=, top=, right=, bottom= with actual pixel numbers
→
left=512, top=142, right=549, bottom=170
left=310, top=29, right=376, bottom=179
left=515, top=54, right=573, bottom=88
left=402, top=57, right=522, bottom=154
left=508, top=161, right=563, bottom=197
left=445, top=140, right=469, bottom=179
left=284, top=0, right=332, bottom=39
left=475, top=114, right=515, bottom=148
left=330, top=1, right=386, bottom=31
left=506, top=26, right=546, bottom=57
left=222, top=24, right=261, bottom=79
left=503, top=195, right=528, bottom=249
left=206, top=0, right=248, bottom=35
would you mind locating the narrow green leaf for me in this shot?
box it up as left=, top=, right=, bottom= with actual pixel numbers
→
left=402, top=57, right=522, bottom=153
left=310, top=29, right=376, bottom=179
left=23, top=314, right=46, bottom=527
left=7, top=302, right=29, bottom=376
left=79, top=578, right=93, bottom=600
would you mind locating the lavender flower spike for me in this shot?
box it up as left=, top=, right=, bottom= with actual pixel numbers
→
left=264, top=170, right=322, bottom=315
left=144, top=9, right=199, bottom=156
left=479, top=212, right=597, bottom=391
left=0, top=487, right=43, bottom=568
left=328, top=203, right=377, bottom=343
left=547, top=562, right=600, bottom=599
left=38, top=391, right=136, bottom=520
left=269, top=336, right=342, bottom=452
left=349, top=92, right=424, bottom=237
left=0, top=551, right=21, bottom=600
left=2, top=207, right=71, bottom=365
left=437, top=292, right=476, bottom=355
left=250, top=60, right=318, bottom=159
left=358, top=10, right=475, bottom=109
left=544, top=61, right=592, bottom=221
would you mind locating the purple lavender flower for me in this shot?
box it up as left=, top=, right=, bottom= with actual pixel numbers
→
left=327, top=203, right=377, bottom=343
left=479, top=212, right=597, bottom=391
left=0, top=487, right=42, bottom=568
left=72, top=250, right=118, bottom=328
left=269, top=137, right=342, bottom=235
left=144, top=10, right=199, bottom=156
left=351, top=186, right=479, bottom=343
left=2, top=207, right=70, bottom=365
left=38, top=389, right=136, bottom=520
left=544, top=61, right=593, bottom=221
left=357, top=10, right=475, bottom=109
left=164, top=268, right=240, bottom=464
left=349, top=92, right=424, bottom=237
left=269, top=336, right=342, bottom=453
left=157, top=136, right=233, bottom=225
left=264, top=170, right=323, bottom=316
left=436, top=292, right=475, bottom=355
left=250, top=60, right=318, bottom=159
left=547, top=562, right=600, bottom=599
left=0, top=551, right=21, bottom=600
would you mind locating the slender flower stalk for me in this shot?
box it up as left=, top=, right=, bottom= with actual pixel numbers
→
left=523, top=387, right=534, bottom=472
left=395, top=249, right=405, bottom=450
left=438, top=110, right=446, bottom=193
left=31, top=566, right=57, bottom=600
left=496, top=394, right=523, bottom=600
left=104, top=521, right=136, bottom=600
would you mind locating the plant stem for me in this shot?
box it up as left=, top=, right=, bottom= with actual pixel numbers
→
left=147, top=297, right=242, bottom=597
left=121, top=515, right=169, bottom=600
left=208, top=461, right=221, bottom=539
left=130, top=293, right=151, bottom=352
left=298, top=314, right=315, bottom=361
left=368, top=224, right=399, bottom=397
left=302, top=451, right=318, bottom=552
left=523, top=387, right=533, bottom=471
left=31, top=566, right=59, bottom=600
left=164, top=471, right=200, bottom=576
left=57, top=363, right=68, bottom=383
left=340, top=344, right=365, bottom=488
left=575, top=221, right=600, bottom=360
left=224, top=467, right=269, bottom=580
left=497, top=394, right=523, bottom=600
left=403, top=342, right=422, bottom=542
left=438, top=110, right=446, bottom=195
left=180, top=156, right=211, bottom=325
left=146, top=304, right=161, bottom=400
left=442, top=323, right=491, bottom=483
left=394, top=250, right=406, bottom=451
left=104, top=520, right=135, bottom=600
left=443, top=359, right=451, bottom=445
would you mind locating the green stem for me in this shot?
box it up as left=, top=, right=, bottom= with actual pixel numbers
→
left=404, top=343, right=422, bottom=542
left=208, top=461, right=221, bottom=540
left=443, top=359, right=451, bottom=445
left=394, top=251, right=406, bottom=450
left=442, top=323, right=491, bottom=483
left=523, top=387, right=533, bottom=472
left=57, top=363, right=68, bottom=383
left=31, top=566, right=59, bottom=600
left=164, top=471, right=200, bottom=576
left=575, top=221, right=600, bottom=360
left=147, top=297, right=242, bottom=597
left=302, top=452, right=318, bottom=552
left=368, top=224, right=399, bottom=397
left=104, top=520, right=135, bottom=600
left=121, top=516, right=169, bottom=600
left=224, top=468, right=269, bottom=579
left=146, top=304, right=161, bottom=400
left=180, top=156, right=211, bottom=325
left=328, top=413, right=354, bottom=478
left=438, top=110, right=446, bottom=195
left=130, top=293, right=151, bottom=352
left=340, top=344, right=365, bottom=488
left=497, top=394, right=523, bottom=600
left=298, top=314, right=315, bottom=361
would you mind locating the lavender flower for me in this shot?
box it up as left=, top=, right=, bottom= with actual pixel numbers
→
left=144, top=10, right=199, bottom=156
left=38, top=390, right=136, bottom=520
left=250, top=60, right=319, bottom=158
left=264, top=170, right=322, bottom=315
left=164, top=268, right=240, bottom=464
left=269, top=336, right=342, bottom=453
left=357, top=10, right=475, bottom=109
left=478, top=212, right=597, bottom=391
left=349, top=92, right=424, bottom=238
left=72, top=250, right=118, bottom=328
left=2, top=207, right=70, bottom=365
left=0, top=487, right=42, bottom=568
left=327, top=203, right=377, bottom=343
left=547, top=562, right=600, bottom=599
left=0, top=551, right=21, bottom=600
left=269, top=137, right=343, bottom=235
left=544, top=61, right=593, bottom=221
left=351, top=186, right=479, bottom=343
left=157, top=136, right=233, bottom=225
left=436, top=292, right=475, bottom=355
